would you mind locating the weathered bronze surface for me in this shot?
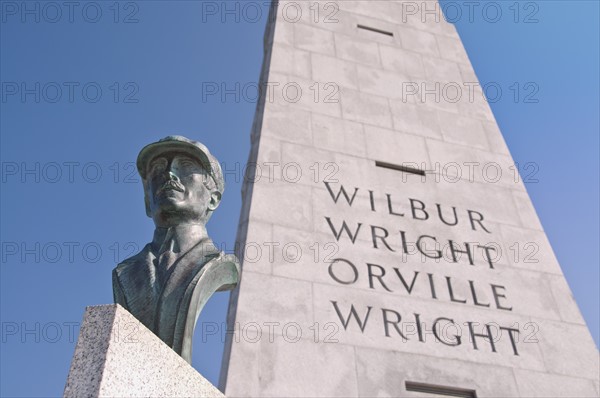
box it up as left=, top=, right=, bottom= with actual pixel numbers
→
left=112, top=136, right=240, bottom=363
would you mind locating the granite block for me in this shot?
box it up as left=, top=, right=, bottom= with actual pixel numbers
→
left=64, top=304, right=224, bottom=398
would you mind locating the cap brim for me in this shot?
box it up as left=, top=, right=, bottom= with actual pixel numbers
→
left=137, top=140, right=212, bottom=180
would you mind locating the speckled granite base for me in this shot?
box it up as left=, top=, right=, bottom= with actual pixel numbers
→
left=64, top=304, right=224, bottom=398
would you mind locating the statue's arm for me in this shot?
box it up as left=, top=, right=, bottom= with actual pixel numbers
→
left=112, top=269, right=128, bottom=309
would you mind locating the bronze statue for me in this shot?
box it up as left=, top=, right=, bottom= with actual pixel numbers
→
left=112, top=136, right=240, bottom=363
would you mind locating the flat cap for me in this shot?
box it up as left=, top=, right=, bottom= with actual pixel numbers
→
left=136, top=135, right=224, bottom=193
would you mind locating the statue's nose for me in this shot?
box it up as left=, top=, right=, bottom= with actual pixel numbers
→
left=167, top=171, right=180, bottom=182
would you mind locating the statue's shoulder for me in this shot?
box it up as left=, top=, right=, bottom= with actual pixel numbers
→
left=187, top=237, right=240, bottom=278
left=195, top=239, right=239, bottom=267
left=209, top=251, right=240, bottom=268
left=202, top=244, right=241, bottom=282
left=113, top=243, right=153, bottom=274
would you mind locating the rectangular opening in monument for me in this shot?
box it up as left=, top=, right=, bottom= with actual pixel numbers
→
left=405, top=381, right=477, bottom=398
left=375, top=161, right=426, bottom=176
left=357, top=24, right=394, bottom=36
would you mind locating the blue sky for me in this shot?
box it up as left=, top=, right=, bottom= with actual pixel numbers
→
left=0, top=1, right=598, bottom=396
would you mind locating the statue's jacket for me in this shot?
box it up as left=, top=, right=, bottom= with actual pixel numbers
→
left=112, top=237, right=239, bottom=362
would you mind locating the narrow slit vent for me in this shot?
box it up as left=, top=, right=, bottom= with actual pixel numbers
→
left=405, top=381, right=477, bottom=398
left=357, top=24, right=394, bottom=37
left=375, top=161, right=425, bottom=176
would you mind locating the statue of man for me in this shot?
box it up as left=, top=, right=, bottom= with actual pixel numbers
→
left=112, top=136, right=240, bottom=364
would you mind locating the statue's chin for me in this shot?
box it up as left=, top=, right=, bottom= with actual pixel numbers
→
left=152, top=193, right=186, bottom=210
left=156, top=188, right=184, bottom=200
left=153, top=206, right=206, bottom=227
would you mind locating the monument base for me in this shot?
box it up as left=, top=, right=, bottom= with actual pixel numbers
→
left=64, top=304, right=224, bottom=398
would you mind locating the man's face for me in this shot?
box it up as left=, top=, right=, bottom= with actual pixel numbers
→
left=144, top=152, right=220, bottom=226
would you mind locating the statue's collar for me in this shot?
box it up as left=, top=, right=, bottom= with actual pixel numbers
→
left=151, top=224, right=209, bottom=256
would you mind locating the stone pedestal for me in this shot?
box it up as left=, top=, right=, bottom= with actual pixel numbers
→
left=64, top=304, right=224, bottom=398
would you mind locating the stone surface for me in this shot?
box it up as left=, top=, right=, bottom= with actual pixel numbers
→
left=221, top=1, right=599, bottom=397
left=64, top=304, right=224, bottom=398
